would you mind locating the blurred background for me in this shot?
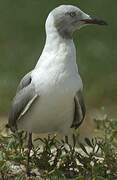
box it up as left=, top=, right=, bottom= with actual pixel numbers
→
left=0, top=0, right=116, bottom=134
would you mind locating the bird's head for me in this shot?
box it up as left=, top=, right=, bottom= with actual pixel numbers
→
left=46, top=5, right=107, bottom=39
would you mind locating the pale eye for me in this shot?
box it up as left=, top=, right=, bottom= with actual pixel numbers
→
left=69, top=12, right=76, bottom=17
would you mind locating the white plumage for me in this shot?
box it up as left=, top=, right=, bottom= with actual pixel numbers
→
left=18, top=17, right=83, bottom=135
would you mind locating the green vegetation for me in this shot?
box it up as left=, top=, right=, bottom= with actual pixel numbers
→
left=0, top=0, right=116, bottom=114
left=0, top=113, right=117, bottom=179
left=0, top=1, right=116, bottom=179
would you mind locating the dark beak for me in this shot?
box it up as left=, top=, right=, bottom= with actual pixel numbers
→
left=81, top=18, right=108, bottom=25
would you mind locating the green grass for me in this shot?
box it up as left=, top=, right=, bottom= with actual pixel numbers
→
left=0, top=112, right=117, bottom=179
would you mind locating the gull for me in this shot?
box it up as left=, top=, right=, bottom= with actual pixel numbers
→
left=8, top=5, right=107, bottom=175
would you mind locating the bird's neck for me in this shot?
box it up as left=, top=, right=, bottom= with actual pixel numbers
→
left=35, top=27, right=77, bottom=72
left=44, top=30, right=76, bottom=56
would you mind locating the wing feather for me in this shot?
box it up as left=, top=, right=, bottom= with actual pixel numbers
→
left=71, top=90, right=86, bottom=129
left=8, top=71, right=39, bottom=131
left=17, top=71, right=32, bottom=93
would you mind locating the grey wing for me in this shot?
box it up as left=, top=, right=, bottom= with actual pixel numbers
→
left=17, top=71, right=32, bottom=93
left=8, top=72, right=39, bottom=131
left=71, top=90, right=86, bottom=129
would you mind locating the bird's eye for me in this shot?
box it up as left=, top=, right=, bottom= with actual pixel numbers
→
left=69, top=12, right=76, bottom=17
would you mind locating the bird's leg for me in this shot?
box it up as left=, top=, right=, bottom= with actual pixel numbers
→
left=65, top=135, right=69, bottom=144
left=26, top=132, right=32, bottom=176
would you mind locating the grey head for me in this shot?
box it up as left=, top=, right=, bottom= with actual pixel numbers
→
left=46, top=5, right=107, bottom=39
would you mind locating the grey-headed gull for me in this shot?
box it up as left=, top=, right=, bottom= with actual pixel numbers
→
left=8, top=5, right=107, bottom=175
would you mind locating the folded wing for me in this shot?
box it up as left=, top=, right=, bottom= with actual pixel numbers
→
left=71, top=90, right=86, bottom=129
left=8, top=72, right=39, bottom=131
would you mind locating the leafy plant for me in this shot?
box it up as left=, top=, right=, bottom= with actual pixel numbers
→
left=0, top=112, right=117, bottom=179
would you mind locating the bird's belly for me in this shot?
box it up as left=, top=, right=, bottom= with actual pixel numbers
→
left=30, top=95, right=73, bottom=134
left=18, top=91, right=74, bottom=135
left=17, top=75, right=82, bottom=136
